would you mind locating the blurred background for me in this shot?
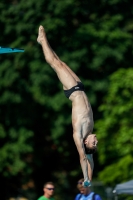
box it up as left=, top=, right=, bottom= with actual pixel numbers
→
left=0, top=0, right=133, bottom=199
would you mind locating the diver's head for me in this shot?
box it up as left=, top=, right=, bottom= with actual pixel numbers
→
left=84, top=134, right=98, bottom=154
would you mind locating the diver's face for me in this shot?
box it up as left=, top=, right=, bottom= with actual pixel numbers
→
left=84, top=134, right=98, bottom=149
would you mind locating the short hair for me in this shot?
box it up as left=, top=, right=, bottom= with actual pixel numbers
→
left=43, top=181, right=54, bottom=188
left=84, top=144, right=97, bottom=154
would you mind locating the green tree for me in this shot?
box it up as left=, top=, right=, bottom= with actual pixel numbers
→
left=95, top=68, right=133, bottom=185
left=0, top=0, right=133, bottom=199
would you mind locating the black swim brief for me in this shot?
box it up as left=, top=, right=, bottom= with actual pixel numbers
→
left=64, top=82, right=84, bottom=98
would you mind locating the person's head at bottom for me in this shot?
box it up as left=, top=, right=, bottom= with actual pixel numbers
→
left=43, top=182, right=55, bottom=199
left=77, top=178, right=91, bottom=195
left=84, top=134, right=98, bottom=154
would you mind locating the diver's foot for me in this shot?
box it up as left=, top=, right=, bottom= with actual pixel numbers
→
left=83, top=181, right=91, bottom=187
left=37, top=25, right=46, bottom=44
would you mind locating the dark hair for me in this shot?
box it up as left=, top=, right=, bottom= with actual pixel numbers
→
left=84, top=144, right=97, bottom=154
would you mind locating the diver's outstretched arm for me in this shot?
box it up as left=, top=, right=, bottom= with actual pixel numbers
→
left=86, top=154, right=94, bottom=181
left=73, top=133, right=92, bottom=187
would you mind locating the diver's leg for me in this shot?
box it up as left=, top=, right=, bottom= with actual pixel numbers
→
left=37, top=25, right=80, bottom=90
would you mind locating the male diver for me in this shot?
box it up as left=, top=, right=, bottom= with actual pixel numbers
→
left=37, top=25, right=98, bottom=187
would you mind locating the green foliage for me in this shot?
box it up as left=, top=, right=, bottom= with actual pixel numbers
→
left=0, top=0, right=133, bottom=199
left=99, top=155, right=133, bottom=184
left=95, top=68, right=133, bottom=184
left=0, top=126, right=33, bottom=176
